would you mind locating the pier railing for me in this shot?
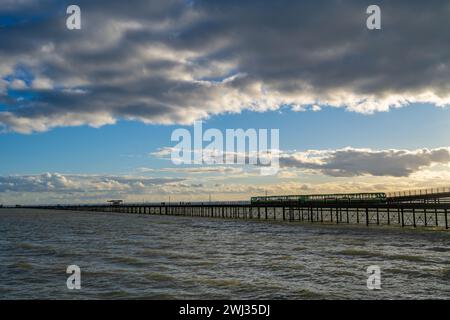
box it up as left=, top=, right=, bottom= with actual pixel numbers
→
left=387, top=186, right=450, bottom=198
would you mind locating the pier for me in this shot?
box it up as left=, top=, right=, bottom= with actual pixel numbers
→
left=23, top=188, right=450, bottom=230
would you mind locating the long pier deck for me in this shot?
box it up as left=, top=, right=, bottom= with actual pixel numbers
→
left=18, top=188, right=450, bottom=230
left=24, top=201, right=450, bottom=230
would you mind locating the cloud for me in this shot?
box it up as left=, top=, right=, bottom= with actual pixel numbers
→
left=9, top=79, right=27, bottom=89
left=0, top=173, right=77, bottom=193
left=138, top=166, right=243, bottom=175
left=151, top=143, right=450, bottom=178
left=1, top=165, right=450, bottom=204
left=279, top=147, right=450, bottom=177
left=150, top=147, right=178, bottom=158
left=0, top=0, right=449, bottom=133
left=0, top=173, right=184, bottom=193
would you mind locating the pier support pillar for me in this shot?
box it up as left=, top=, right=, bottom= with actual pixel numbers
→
left=445, top=209, right=448, bottom=229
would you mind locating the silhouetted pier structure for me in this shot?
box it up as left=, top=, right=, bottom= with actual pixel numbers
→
left=23, top=187, right=450, bottom=230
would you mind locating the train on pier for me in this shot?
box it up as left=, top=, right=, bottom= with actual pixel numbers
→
left=251, top=192, right=387, bottom=205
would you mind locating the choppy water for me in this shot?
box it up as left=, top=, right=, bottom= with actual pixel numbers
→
left=0, top=208, right=449, bottom=299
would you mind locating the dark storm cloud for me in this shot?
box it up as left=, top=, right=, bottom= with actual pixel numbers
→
left=1, top=0, right=449, bottom=133
left=280, top=148, right=450, bottom=177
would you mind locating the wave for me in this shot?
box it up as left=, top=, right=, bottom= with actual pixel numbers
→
left=108, top=256, right=147, bottom=266
left=338, top=249, right=427, bottom=262
left=196, top=277, right=243, bottom=288
left=427, top=247, right=450, bottom=253
left=292, top=288, right=325, bottom=299
left=338, top=249, right=375, bottom=257
left=10, top=261, right=33, bottom=270
left=389, top=254, right=427, bottom=262
left=440, top=268, right=450, bottom=279
left=145, top=272, right=177, bottom=282
left=15, top=243, right=36, bottom=250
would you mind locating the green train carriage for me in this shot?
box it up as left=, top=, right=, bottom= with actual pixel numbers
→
left=250, top=193, right=387, bottom=205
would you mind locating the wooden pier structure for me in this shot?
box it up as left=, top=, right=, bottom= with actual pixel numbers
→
left=25, top=189, right=450, bottom=230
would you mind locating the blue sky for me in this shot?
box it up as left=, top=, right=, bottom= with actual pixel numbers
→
left=1, top=1, right=450, bottom=204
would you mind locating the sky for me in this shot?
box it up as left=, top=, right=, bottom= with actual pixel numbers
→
left=1, top=0, right=450, bottom=204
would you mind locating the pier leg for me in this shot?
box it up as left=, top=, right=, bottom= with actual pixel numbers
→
left=445, top=209, right=448, bottom=229
left=356, top=208, right=359, bottom=224
left=401, top=208, right=405, bottom=227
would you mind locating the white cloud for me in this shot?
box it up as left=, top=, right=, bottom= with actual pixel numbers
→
left=0, top=112, right=117, bottom=134
left=0, top=173, right=184, bottom=194
left=9, top=79, right=27, bottom=90
left=138, top=166, right=244, bottom=175
left=32, top=77, right=53, bottom=90
left=279, top=147, right=450, bottom=177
